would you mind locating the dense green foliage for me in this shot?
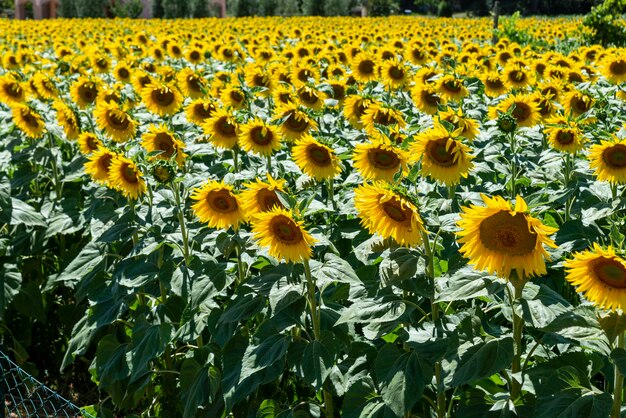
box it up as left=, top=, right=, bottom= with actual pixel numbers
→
left=582, top=0, right=626, bottom=46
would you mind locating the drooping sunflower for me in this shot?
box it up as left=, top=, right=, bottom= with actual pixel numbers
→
left=203, top=109, right=239, bottom=149
left=238, top=119, right=282, bottom=156
left=70, top=76, right=99, bottom=108
left=177, top=68, right=207, bottom=99
left=353, top=182, right=426, bottom=247
left=561, top=90, right=594, bottom=118
left=84, top=146, right=117, bottom=184
left=481, top=72, right=507, bottom=98
left=0, top=74, right=26, bottom=105
left=343, top=95, right=375, bottom=129
left=108, top=155, right=147, bottom=200
left=410, top=125, right=474, bottom=185
left=94, top=102, right=136, bottom=142
left=436, top=106, right=480, bottom=140
left=543, top=117, right=586, bottom=154
left=12, top=104, right=45, bottom=138
left=53, top=101, right=80, bottom=140
left=564, top=243, right=626, bottom=311
left=32, top=72, right=58, bottom=100
left=351, top=52, right=379, bottom=83
left=600, top=55, right=626, bottom=84
left=352, top=138, right=409, bottom=182
left=251, top=207, right=316, bottom=263
left=190, top=180, right=244, bottom=231
left=273, top=103, right=318, bottom=142
left=141, top=82, right=183, bottom=116
left=141, top=124, right=187, bottom=166
left=411, top=82, right=445, bottom=115
left=240, top=174, right=286, bottom=220
left=361, top=104, right=406, bottom=136
left=588, top=136, right=626, bottom=184
left=185, top=98, right=217, bottom=126
left=488, top=93, right=541, bottom=128
left=78, top=132, right=102, bottom=155
left=456, top=194, right=558, bottom=279
left=435, top=74, right=469, bottom=102
left=292, top=135, right=341, bottom=181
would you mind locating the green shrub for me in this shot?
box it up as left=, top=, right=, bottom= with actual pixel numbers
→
left=303, top=0, right=326, bottom=15
left=276, top=0, right=301, bottom=15
left=437, top=0, right=452, bottom=16
left=582, top=0, right=626, bottom=46
left=368, top=0, right=398, bottom=16
left=110, top=0, right=143, bottom=18
left=325, top=0, right=351, bottom=15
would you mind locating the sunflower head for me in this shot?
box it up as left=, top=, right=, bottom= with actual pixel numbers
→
left=274, top=103, right=318, bottom=142
left=12, top=104, right=46, bottom=139
left=94, top=102, right=136, bottom=142
left=141, top=124, right=187, bottom=166
left=241, top=174, right=287, bottom=220
left=354, top=182, right=425, bottom=247
left=78, top=132, right=102, bottom=154
left=457, top=194, right=558, bottom=279
left=108, top=155, right=147, bottom=200
left=84, top=146, right=117, bottom=184
left=589, top=136, right=626, bottom=184
left=141, top=82, right=183, bottom=116
left=292, top=134, right=341, bottom=181
left=70, top=76, right=99, bottom=108
left=190, top=180, right=245, bottom=231
left=251, top=207, right=316, bottom=263
left=203, top=110, right=239, bottom=150
left=489, top=93, right=541, bottom=128
left=353, top=138, right=409, bottom=182
left=177, top=68, right=207, bottom=99
left=186, top=98, right=217, bottom=126
left=565, top=244, right=626, bottom=312
left=238, top=119, right=282, bottom=156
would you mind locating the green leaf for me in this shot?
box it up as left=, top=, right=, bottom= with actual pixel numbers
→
left=0, top=263, right=21, bottom=320
left=535, top=389, right=612, bottom=418
left=520, top=284, right=569, bottom=329
left=50, top=241, right=105, bottom=289
left=436, top=267, right=506, bottom=303
left=129, top=319, right=173, bottom=383
left=335, top=297, right=406, bottom=325
left=95, top=335, right=130, bottom=389
left=597, top=311, right=626, bottom=344
left=13, top=281, right=45, bottom=322
left=611, top=348, right=626, bottom=376
left=297, top=340, right=333, bottom=390
left=310, top=252, right=363, bottom=291
left=257, top=399, right=280, bottom=418
left=343, top=376, right=386, bottom=418
left=240, top=334, right=291, bottom=381
left=446, top=337, right=514, bottom=387
left=180, top=358, right=221, bottom=418
left=0, top=197, right=47, bottom=227
left=379, top=248, right=421, bottom=284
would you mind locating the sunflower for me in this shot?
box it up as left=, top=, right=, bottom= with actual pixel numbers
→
left=488, top=93, right=541, bottom=128
left=238, top=119, right=282, bottom=156
left=481, top=72, right=507, bottom=98
left=353, top=182, right=425, bottom=247
left=562, top=90, right=594, bottom=118
left=273, top=84, right=297, bottom=106
left=114, top=61, right=133, bottom=83
left=0, top=74, right=26, bottom=105
left=203, top=109, right=239, bottom=149
left=292, top=135, right=341, bottom=181
left=251, top=207, right=315, bottom=263
left=436, top=75, right=468, bottom=102
left=240, top=174, right=286, bottom=220
left=94, top=102, right=136, bottom=142
left=326, top=79, right=347, bottom=105
left=410, top=125, right=474, bottom=185
left=70, top=76, right=99, bottom=108
left=273, top=103, right=318, bottom=142
left=543, top=117, right=586, bottom=154
left=381, top=59, right=410, bottom=90
left=141, top=124, right=187, bottom=166
left=53, top=101, right=80, bottom=140
left=343, top=95, right=375, bottom=129
left=131, top=69, right=155, bottom=94
left=78, top=132, right=102, bottom=155
left=457, top=194, right=558, bottom=279
left=297, top=85, right=324, bottom=111
left=190, top=180, right=244, bottom=231
left=411, top=82, right=445, bottom=115
left=84, top=146, right=117, bottom=184
left=503, top=63, right=534, bottom=90
left=244, top=65, right=273, bottom=95
left=32, top=72, right=58, bottom=100
left=220, top=84, right=247, bottom=110
left=361, top=104, right=406, bottom=135
left=185, top=98, right=217, bottom=126
left=141, top=82, right=183, bottom=116
left=108, top=155, right=147, bottom=200
left=352, top=138, right=409, bottom=182
left=177, top=68, right=207, bottom=99
left=564, top=244, right=626, bottom=311
left=436, top=107, right=480, bottom=140
left=588, top=136, right=626, bottom=184
left=600, top=55, right=626, bottom=84
left=351, top=52, right=379, bottom=83
left=12, top=104, right=45, bottom=138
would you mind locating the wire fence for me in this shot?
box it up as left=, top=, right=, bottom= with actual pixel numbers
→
left=0, top=351, right=94, bottom=418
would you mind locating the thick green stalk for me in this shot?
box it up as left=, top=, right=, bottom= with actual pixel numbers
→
left=327, top=179, right=336, bottom=211
left=173, top=182, right=191, bottom=266
left=303, top=260, right=334, bottom=417
left=509, top=131, right=517, bottom=199
left=421, top=230, right=446, bottom=418
left=612, top=332, right=625, bottom=418
left=235, top=242, right=245, bottom=285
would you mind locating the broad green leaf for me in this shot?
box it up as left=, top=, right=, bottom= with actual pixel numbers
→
left=50, top=241, right=105, bottom=289
left=446, top=337, right=514, bottom=387
left=240, top=334, right=291, bottom=381
left=95, top=335, right=130, bottom=389
left=611, top=348, right=626, bottom=376
left=0, top=197, right=47, bottom=227
left=520, top=284, right=569, bottom=329
left=0, top=263, right=21, bottom=320
left=129, top=319, right=174, bottom=383
left=436, top=267, right=506, bottom=303
left=535, top=389, right=612, bottom=418
left=335, top=297, right=406, bottom=325
left=180, top=358, right=221, bottom=418
left=297, top=340, right=333, bottom=390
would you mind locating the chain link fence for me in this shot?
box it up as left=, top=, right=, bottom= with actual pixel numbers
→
left=0, top=351, right=94, bottom=418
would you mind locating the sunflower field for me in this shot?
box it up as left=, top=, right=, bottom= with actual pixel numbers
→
left=2, top=13, right=626, bottom=418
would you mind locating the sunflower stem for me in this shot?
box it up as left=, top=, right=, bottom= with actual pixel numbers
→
left=232, top=148, right=239, bottom=173
left=129, top=198, right=139, bottom=248
left=509, top=276, right=526, bottom=402
left=563, top=153, right=572, bottom=222
left=612, top=331, right=625, bottom=418
left=421, top=229, right=446, bottom=418
left=173, top=181, right=191, bottom=266
left=327, top=179, right=336, bottom=211
left=303, top=260, right=334, bottom=417
left=47, top=133, right=62, bottom=201
left=235, top=242, right=245, bottom=285
left=509, top=131, right=517, bottom=200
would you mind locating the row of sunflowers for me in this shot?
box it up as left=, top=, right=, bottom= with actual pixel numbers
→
left=1, top=15, right=626, bottom=417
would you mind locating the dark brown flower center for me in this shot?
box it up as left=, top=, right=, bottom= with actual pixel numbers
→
left=307, top=144, right=332, bottom=167
left=382, top=199, right=411, bottom=223
left=422, top=91, right=440, bottom=107
left=480, top=211, right=537, bottom=256
left=122, top=163, right=138, bottom=184
left=368, top=147, right=400, bottom=170
left=152, top=88, right=175, bottom=107
left=106, top=109, right=131, bottom=131
left=358, top=59, right=375, bottom=76
left=154, top=133, right=175, bottom=157
left=593, top=257, right=626, bottom=288
left=388, top=66, right=405, bottom=80
left=270, top=215, right=303, bottom=244
left=78, top=83, right=98, bottom=103
left=603, top=144, right=626, bottom=168
left=556, top=130, right=575, bottom=145
left=426, top=138, right=455, bottom=167
left=285, top=111, right=309, bottom=133
left=194, top=102, right=215, bottom=119
left=98, top=154, right=112, bottom=171
left=610, top=60, right=626, bottom=76
left=207, top=190, right=238, bottom=213
left=250, top=126, right=273, bottom=146
left=217, top=117, right=236, bottom=136
left=118, top=68, right=130, bottom=79
left=257, top=188, right=282, bottom=212
left=511, top=102, right=531, bottom=122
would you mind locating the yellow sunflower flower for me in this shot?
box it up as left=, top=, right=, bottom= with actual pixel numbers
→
left=410, top=125, right=474, bottom=186
left=94, top=102, right=136, bottom=142
left=435, top=74, right=468, bottom=102
left=292, top=135, right=341, bottom=181
left=0, top=74, right=26, bottom=105
left=190, top=180, right=245, bottom=231
left=12, top=104, right=46, bottom=139
left=141, top=82, right=183, bottom=116
left=600, top=55, right=626, bottom=84
left=108, top=155, right=147, bottom=200
left=185, top=98, right=217, bottom=126
left=411, top=82, right=445, bottom=115
left=77, top=132, right=102, bottom=155
left=343, top=95, right=375, bottom=129
left=273, top=103, right=318, bottom=142
left=240, top=174, right=286, bottom=220
left=561, top=90, right=594, bottom=118
left=481, top=72, right=507, bottom=98
left=380, top=58, right=410, bottom=90
left=543, top=117, right=586, bottom=154
left=361, top=104, right=406, bottom=136
left=488, top=93, right=541, bottom=128
left=456, top=194, right=558, bottom=279
left=70, top=76, right=99, bottom=109
left=352, top=138, right=409, bottom=182
left=238, top=119, right=282, bottom=157
left=251, top=207, right=316, bottom=263
left=177, top=68, right=207, bottom=99
left=351, top=52, right=379, bottom=83
left=565, top=243, right=626, bottom=312
left=84, top=146, right=117, bottom=184
left=141, top=124, right=187, bottom=166
left=353, top=182, right=426, bottom=247
left=203, top=109, right=239, bottom=150
left=436, top=107, right=480, bottom=140
left=53, top=101, right=80, bottom=140
left=588, top=136, right=626, bottom=184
